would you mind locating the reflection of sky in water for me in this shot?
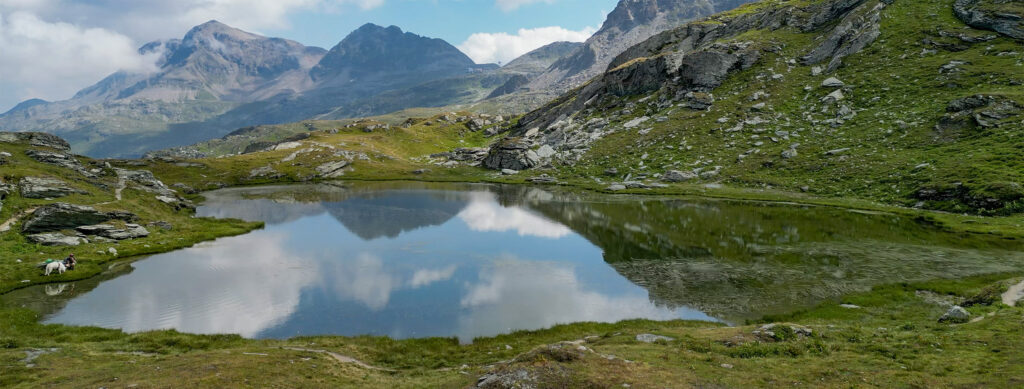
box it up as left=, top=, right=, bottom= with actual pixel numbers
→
left=45, top=189, right=714, bottom=342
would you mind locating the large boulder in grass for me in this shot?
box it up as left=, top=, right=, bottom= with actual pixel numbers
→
left=19, top=176, right=86, bottom=199
left=21, top=203, right=137, bottom=234
left=483, top=139, right=539, bottom=171
left=954, top=0, right=1024, bottom=40
left=26, top=233, right=86, bottom=246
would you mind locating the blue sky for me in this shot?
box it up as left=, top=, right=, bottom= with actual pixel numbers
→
left=0, top=0, right=619, bottom=111
left=266, top=0, right=617, bottom=52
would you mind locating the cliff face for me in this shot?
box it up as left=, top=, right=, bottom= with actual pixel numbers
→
left=508, top=0, right=884, bottom=143
left=524, top=0, right=756, bottom=94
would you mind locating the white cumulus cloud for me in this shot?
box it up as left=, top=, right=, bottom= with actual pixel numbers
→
left=0, top=11, right=160, bottom=109
left=0, top=0, right=388, bottom=111
left=458, top=25, right=594, bottom=65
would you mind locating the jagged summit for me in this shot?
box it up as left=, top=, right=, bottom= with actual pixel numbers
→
left=527, top=0, right=754, bottom=93
left=310, top=23, right=480, bottom=86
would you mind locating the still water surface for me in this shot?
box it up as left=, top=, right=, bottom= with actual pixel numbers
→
left=6, top=183, right=1023, bottom=342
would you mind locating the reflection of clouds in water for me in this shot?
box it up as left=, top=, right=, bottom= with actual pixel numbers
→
left=323, top=254, right=398, bottom=311
left=457, top=256, right=702, bottom=342
left=409, top=266, right=457, bottom=288
left=458, top=192, right=571, bottom=239
left=324, top=255, right=459, bottom=309
left=49, top=233, right=318, bottom=337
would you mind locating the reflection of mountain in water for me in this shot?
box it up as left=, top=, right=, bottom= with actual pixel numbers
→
left=518, top=189, right=1024, bottom=321
left=324, top=192, right=468, bottom=240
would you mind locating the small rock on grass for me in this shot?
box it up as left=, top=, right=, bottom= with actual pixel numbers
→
left=635, top=333, right=674, bottom=343
left=939, top=305, right=970, bottom=323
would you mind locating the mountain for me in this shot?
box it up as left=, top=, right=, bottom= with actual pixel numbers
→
left=0, top=22, right=501, bottom=158
left=523, top=0, right=755, bottom=94
left=479, top=0, right=1024, bottom=216
left=312, top=24, right=487, bottom=88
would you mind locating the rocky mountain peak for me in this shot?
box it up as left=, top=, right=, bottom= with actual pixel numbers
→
left=311, top=23, right=479, bottom=86
left=527, top=0, right=754, bottom=93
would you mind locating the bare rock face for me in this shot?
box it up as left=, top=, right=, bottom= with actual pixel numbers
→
left=954, top=0, right=1024, bottom=40
left=248, top=166, right=283, bottom=180
left=19, top=177, right=86, bottom=199
left=801, top=1, right=888, bottom=73
left=24, top=150, right=96, bottom=178
left=21, top=203, right=137, bottom=234
left=494, top=0, right=885, bottom=172
left=527, top=0, right=756, bottom=93
left=315, top=161, right=349, bottom=178
left=26, top=233, right=86, bottom=246
left=483, top=139, right=540, bottom=171
left=936, top=95, right=1023, bottom=141
left=76, top=223, right=150, bottom=240
left=114, top=168, right=176, bottom=197
left=0, top=132, right=71, bottom=151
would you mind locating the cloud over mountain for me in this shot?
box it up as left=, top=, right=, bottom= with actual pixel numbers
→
left=458, top=25, right=595, bottom=65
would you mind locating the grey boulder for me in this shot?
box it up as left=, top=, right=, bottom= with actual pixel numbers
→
left=662, top=170, right=697, bottom=182
left=939, top=305, right=970, bottom=323
left=483, top=139, right=539, bottom=171
left=27, top=233, right=86, bottom=246
left=21, top=203, right=137, bottom=234
left=19, top=176, right=86, bottom=199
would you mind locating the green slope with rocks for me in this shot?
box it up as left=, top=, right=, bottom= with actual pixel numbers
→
left=0, top=133, right=260, bottom=295
left=482, top=0, right=1023, bottom=216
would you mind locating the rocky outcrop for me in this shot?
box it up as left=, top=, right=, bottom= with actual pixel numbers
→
left=24, top=150, right=96, bottom=177
left=19, top=177, right=86, bottom=199
left=526, top=0, right=756, bottom=93
left=315, top=161, right=349, bottom=178
left=801, top=1, right=888, bottom=72
left=76, top=223, right=150, bottom=240
left=0, top=132, right=71, bottom=151
left=488, top=0, right=885, bottom=171
left=26, top=233, right=87, bottom=246
left=248, top=166, right=283, bottom=180
left=21, top=203, right=137, bottom=234
left=954, top=0, right=1024, bottom=40
left=483, top=139, right=540, bottom=171
left=0, top=180, right=11, bottom=214
left=114, top=168, right=175, bottom=197
left=936, top=95, right=1023, bottom=140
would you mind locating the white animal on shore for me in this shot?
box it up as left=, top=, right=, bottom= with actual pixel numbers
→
left=44, top=262, right=66, bottom=276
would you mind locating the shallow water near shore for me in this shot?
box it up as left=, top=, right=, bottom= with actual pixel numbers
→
left=5, top=182, right=1024, bottom=342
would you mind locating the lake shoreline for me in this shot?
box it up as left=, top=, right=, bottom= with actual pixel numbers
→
left=4, top=180, right=1024, bottom=387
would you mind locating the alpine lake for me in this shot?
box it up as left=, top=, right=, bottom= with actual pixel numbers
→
left=5, top=182, right=1024, bottom=343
